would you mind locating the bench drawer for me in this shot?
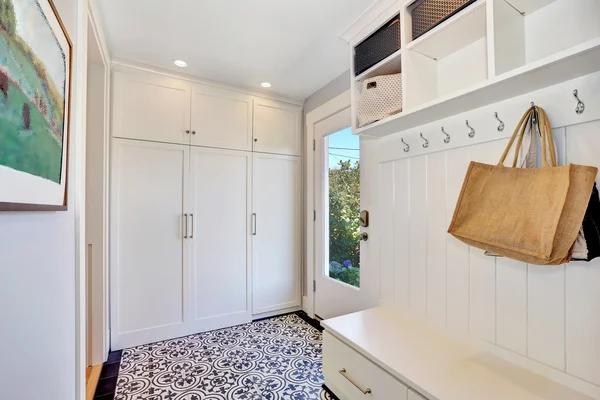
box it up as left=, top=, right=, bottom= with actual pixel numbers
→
left=323, top=331, right=409, bottom=400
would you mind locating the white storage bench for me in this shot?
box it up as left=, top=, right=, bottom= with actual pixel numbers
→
left=322, top=307, right=594, bottom=400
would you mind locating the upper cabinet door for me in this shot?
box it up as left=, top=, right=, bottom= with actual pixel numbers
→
left=112, top=70, right=191, bottom=145
left=253, top=98, right=301, bottom=156
left=190, top=84, right=253, bottom=151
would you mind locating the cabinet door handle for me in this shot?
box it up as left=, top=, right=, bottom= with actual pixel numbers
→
left=339, top=368, right=371, bottom=395
left=252, top=213, right=257, bottom=235
left=191, top=131, right=196, bottom=135
left=185, top=130, right=190, bottom=134
left=190, top=214, right=194, bottom=239
left=183, top=214, right=188, bottom=239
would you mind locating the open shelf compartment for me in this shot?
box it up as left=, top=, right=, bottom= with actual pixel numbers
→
left=493, top=0, right=600, bottom=76
left=404, top=0, right=488, bottom=109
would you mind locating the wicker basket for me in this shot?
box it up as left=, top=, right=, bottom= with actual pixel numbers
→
left=357, top=73, right=402, bottom=128
left=409, top=0, right=477, bottom=40
left=354, top=15, right=401, bottom=77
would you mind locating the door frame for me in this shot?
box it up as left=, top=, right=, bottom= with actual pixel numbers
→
left=304, top=90, right=351, bottom=318
left=75, top=0, right=112, bottom=398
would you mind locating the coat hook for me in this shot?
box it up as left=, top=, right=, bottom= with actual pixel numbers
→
left=401, top=138, right=410, bottom=152
left=494, top=112, right=505, bottom=131
left=420, top=132, right=429, bottom=148
left=441, top=127, right=450, bottom=143
left=466, top=120, right=475, bottom=138
left=530, top=102, right=537, bottom=124
left=574, top=90, right=585, bottom=114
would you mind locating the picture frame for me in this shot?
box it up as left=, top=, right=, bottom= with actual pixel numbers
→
left=0, top=0, right=73, bottom=211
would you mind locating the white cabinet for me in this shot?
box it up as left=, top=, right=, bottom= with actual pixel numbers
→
left=323, top=331, right=409, bottom=400
left=252, top=153, right=302, bottom=314
left=110, top=66, right=303, bottom=348
left=191, top=84, right=253, bottom=151
left=112, top=70, right=191, bottom=145
left=188, top=147, right=252, bottom=333
left=110, top=139, right=190, bottom=349
left=253, top=98, right=301, bottom=156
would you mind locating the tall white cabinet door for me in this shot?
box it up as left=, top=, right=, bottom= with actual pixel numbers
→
left=189, top=147, right=252, bottom=332
left=253, top=98, right=301, bottom=156
left=253, top=153, right=302, bottom=314
left=112, top=69, right=191, bottom=145
left=190, top=84, right=253, bottom=151
left=110, top=139, right=189, bottom=349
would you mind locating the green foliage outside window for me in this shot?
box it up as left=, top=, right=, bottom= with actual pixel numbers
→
left=329, top=159, right=360, bottom=287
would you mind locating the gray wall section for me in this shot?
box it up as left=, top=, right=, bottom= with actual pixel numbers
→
left=303, top=70, right=351, bottom=115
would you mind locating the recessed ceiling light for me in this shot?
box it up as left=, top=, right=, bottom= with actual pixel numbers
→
left=261, top=82, right=272, bottom=88
left=173, top=60, right=187, bottom=68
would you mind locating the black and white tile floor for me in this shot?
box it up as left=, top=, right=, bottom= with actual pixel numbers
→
left=104, top=313, right=335, bottom=400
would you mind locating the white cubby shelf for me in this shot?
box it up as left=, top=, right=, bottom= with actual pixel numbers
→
left=349, top=0, right=600, bottom=137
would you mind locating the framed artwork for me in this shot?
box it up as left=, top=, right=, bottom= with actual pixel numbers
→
left=0, top=0, right=72, bottom=211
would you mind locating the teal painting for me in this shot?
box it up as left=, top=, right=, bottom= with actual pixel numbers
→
left=0, top=0, right=71, bottom=210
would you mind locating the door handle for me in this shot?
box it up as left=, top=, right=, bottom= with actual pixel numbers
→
left=252, top=213, right=257, bottom=235
left=183, top=214, right=188, bottom=239
left=190, top=213, right=194, bottom=239
left=339, top=368, right=372, bottom=395
left=359, top=232, right=368, bottom=241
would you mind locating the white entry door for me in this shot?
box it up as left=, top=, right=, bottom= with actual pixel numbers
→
left=314, top=108, right=376, bottom=320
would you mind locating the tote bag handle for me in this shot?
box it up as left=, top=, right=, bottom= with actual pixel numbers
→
left=497, top=106, right=558, bottom=168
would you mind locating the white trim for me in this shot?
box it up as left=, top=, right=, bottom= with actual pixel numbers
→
left=75, top=0, right=89, bottom=398
left=86, top=0, right=112, bottom=367
left=111, top=58, right=304, bottom=107
left=304, top=90, right=351, bottom=318
left=340, top=0, right=400, bottom=44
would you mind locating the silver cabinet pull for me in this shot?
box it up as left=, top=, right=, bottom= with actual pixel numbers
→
left=190, top=213, right=195, bottom=239
left=184, top=214, right=188, bottom=239
left=339, top=368, right=371, bottom=395
left=252, top=213, right=257, bottom=235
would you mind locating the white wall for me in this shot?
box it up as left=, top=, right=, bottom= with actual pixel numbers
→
left=0, top=0, right=80, bottom=398
left=371, top=71, right=600, bottom=398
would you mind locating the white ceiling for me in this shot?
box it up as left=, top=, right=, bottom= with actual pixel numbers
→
left=98, top=0, right=378, bottom=100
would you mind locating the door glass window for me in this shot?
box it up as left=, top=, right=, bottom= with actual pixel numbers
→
left=325, top=127, right=360, bottom=288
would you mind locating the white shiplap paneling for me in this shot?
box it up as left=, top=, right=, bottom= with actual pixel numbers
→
left=565, top=120, right=600, bottom=386
left=409, top=156, right=428, bottom=318
left=373, top=74, right=600, bottom=396
left=379, top=162, right=395, bottom=308
left=426, top=152, right=448, bottom=325
left=393, top=160, right=410, bottom=312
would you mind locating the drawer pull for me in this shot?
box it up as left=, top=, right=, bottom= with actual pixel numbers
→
left=339, top=368, right=372, bottom=395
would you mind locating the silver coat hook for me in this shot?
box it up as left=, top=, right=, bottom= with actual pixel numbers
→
left=494, top=112, right=505, bottom=131
left=420, top=132, right=429, bottom=148
left=530, top=102, right=537, bottom=124
left=401, top=138, right=410, bottom=152
left=574, top=90, right=585, bottom=114
left=466, top=120, right=475, bottom=138
left=441, top=127, right=450, bottom=144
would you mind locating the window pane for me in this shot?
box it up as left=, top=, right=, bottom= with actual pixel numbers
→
left=327, top=127, right=360, bottom=288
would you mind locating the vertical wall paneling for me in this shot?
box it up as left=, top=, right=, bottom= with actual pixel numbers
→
left=426, top=152, right=447, bottom=324
left=527, top=265, right=566, bottom=370
left=495, top=258, right=527, bottom=355
left=373, top=73, right=600, bottom=389
left=565, top=120, right=600, bottom=385
left=379, top=162, right=396, bottom=307
left=393, top=160, right=410, bottom=312
left=445, top=146, right=471, bottom=333
left=468, top=141, right=503, bottom=342
left=409, top=156, right=427, bottom=317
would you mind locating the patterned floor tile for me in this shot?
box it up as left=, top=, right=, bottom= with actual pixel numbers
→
left=114, top=314, right=333, bottom=400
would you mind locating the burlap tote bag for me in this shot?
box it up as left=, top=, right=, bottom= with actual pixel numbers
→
left=448, top=106, right=598, bottom=265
